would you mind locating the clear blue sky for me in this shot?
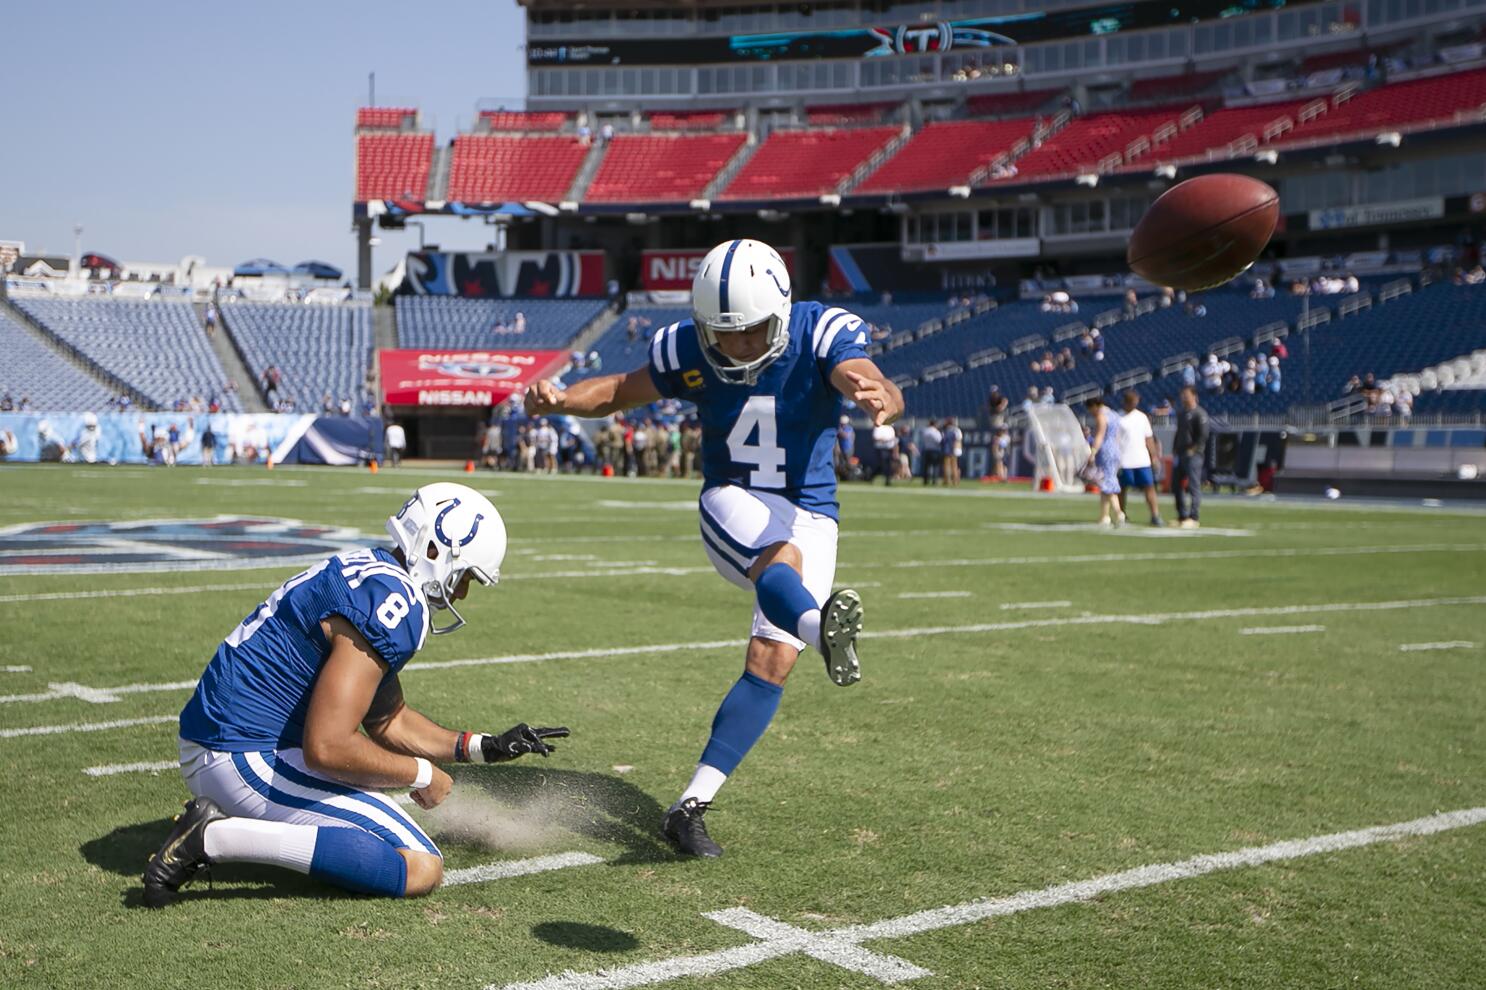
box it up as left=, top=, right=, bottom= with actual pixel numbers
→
left=2, top=1, right=528, bottom=278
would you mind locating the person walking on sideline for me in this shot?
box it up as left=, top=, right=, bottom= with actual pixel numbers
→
left=1172, top=386, right=1209, bottom=529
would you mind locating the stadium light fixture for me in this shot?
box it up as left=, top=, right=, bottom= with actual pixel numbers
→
left=1376, top=131, right=1402, bottom=147
left=948, top=185, right=971, bottom=198
left=559, top=201, right=579, bottom=212
left=819, top=193, right=842, bottom=206
left=1154, top=164, right=1177, bottom=179
left=1075, top=173, right=1099, bottom=188
left=690, top=199, right=711, bottom=211
left=1253, top=150, right=1278, bottom=165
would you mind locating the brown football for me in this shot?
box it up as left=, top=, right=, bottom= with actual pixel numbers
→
left=1127, top=174, right=1279, bottom=291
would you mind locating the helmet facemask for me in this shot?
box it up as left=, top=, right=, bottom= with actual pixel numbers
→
left=420, top=548, right=497, bottom=636
left=696, top=313, right=790, bottom=386
left=386, top=484, right=507, bottom=637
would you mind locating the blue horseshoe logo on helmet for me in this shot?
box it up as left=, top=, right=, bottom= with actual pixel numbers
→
left=433, top=499, right=484, bottom=548
left=765, top=268, right=789, bottom=298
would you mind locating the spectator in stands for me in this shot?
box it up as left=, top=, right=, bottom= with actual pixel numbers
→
left=322, top=393, right=335, bottom=414
left=1181, top=360, right=1198, bottom=389
left=1082, top=396, right=1124, bottom=527
left=1343, top=374, right=1363, bottom=395
left=1172, top=386, right=1208, bottom=529
left=1040, top=388, right=1056, bottom=405
left=1242, top=358, right=1259, bottom=394
left=18, top=396, right=32, bottom=412
left=626, top=316, right=640, bottom=343
left=1250, top=276, right=1275, bottom=300
left=1184, top=299, right=1207, bottom=318
left=1058, top=347, right=1076, bottom=371
left=514, top=312, right=527, bottom=335
left=1116, top=391, right=1164, bottom=528
left=941, top=416, right=964, bottom=488
left=920, top=418, right=942, bottom=486
left=1395, top=388, right=1414, bottom=424
left=1266, top=356, right=1283, bottom=394
left=1089, top=328, right=1104, bottom=361
left=871, top=421, right=898, bottom=485
left=1159, top=287, right=1176, bottom=308
left=0, top=392, right=12, bottom=412
left=587, top=350, right=602, bottom=373
left=1201, top=353, right=1222, bottom=393
left=600, top=123, right=614, bottom=143
left=1025, top=386, right=1041, bottom=409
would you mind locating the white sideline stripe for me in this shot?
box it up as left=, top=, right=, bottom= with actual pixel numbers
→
left=999, top=600, right=1072, bottom=610
left=707, top=908, right=930, bottom=983
left=5, top=596, right=1485, bottom=706
left=444, top=852, right=606, bottom=887
left=83, top=760, right=178, bottom=777
left=5, top=542, right=1483, bottom=605
left=1399, top=641, right=1477, bottom=652
left=2, top=665, right=32, bottom=673
left=896, top=591, right=972, bottom=599
left=0, top=715, right=177, bottom=739
left=491, top=805, right=1486, bottom=990
left=1238, top=625, right=1327, bottom=635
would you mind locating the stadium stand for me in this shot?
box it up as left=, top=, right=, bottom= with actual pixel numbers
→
left=720, top=126, right=901, bottom=199
left=1003, top=105, right=1197, bottom=179
left=585, top=134, right=746, bottom=203
left=855, top=119, right=1035, bottom=192
left=355, top=132, right=434, bottom=201
left=14, top=298, right=243, bottom=411
left=805, top=102, right=899, bottom=126
left=650, top=111, right=731, bottom=131
left=394, top=297, right=610, bottom=350
left=0, top=309, right=117, bottom=412
left=356, top=107, right=417, bottom=130
left=446, top=135, right=588, bottom=203
left=1145, top=99, right=1312, bottom=164
left=479, top=110, right=568, bottom=132
left=1128, top=69, right=1230, bottom=104
left=220, top=302, right=373, bottom=412
left=565, top=306, right=692, bottom=382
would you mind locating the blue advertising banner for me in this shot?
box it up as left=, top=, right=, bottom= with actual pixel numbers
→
left=0, top=413, right=382, bottom=466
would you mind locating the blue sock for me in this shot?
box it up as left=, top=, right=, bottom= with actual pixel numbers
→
left=756, top=562, right=818, bottom=643
left=308, top=828, right=409, bottom=897
left=699, top=671, right=784, bottom=775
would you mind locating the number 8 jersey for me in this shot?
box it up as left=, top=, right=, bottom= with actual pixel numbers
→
left=648, top=301, right=869, bottom=520
left=178, top=548, right=428, bottom=751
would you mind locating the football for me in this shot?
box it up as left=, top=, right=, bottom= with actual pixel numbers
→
left=1127, top=173, right=1280, bottom=290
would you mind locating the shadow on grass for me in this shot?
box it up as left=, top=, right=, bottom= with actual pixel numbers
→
left=532, top=921, right=640, bottom=952
left=452, top=765, right=675, bottom=866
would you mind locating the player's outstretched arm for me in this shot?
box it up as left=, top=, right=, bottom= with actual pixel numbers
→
left=524, top=367, right=660, bottom=420
left=304, top=616, right=453, bottom=807
left=831, top=358, right=904, bottom=427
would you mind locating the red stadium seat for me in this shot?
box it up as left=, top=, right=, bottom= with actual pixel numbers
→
left=805, top=102, right=898, bottom=126
left=650, top=111, right=731, bottom=131
left=855, top=119, right=1036, bottom=193
left=720, top=127, right=900, bottom=200
left=479, top=111, right=568, bottom=132
left=355, top=132, right=434, bottom=202
left=446, top=135, right=589, bottom=203
left=356, top=107, right=417, bottom=130
left=964, top=88, right=1062, bottom=118
left=586, top=134, right=746, bottom=203
left=1128, top=70, right=1229, bottom=104
left=1007, top=106, right=1195, bottom=179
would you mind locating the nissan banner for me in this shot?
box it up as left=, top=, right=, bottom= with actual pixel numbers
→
left=380, top=349, right=569, bottom=407
left=641, top=247, right=795, bottom=291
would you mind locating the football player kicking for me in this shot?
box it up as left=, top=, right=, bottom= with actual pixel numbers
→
left=142, top=483, right=569, bottom=907
left=525, top=238, right=903, bottom=857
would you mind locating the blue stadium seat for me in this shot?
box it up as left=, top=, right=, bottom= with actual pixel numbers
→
left=0, top=309, right=117, bottom=412
left=394, top=297, right=610, bottom=350
left=221, top=302, right=373, bottom=412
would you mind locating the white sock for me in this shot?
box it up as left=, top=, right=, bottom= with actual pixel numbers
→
left=202, top=818, right=318, bottom=873
left=676, top=764, right=729, bottom=807
left=798, top=609, right=822, bottom=648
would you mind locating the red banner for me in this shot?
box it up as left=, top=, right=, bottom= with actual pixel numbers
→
left=640, top=248, right=796, bottom=291
left=380, top=349, right=568, bottom=407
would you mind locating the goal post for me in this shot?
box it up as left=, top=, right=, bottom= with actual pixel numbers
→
left=1024, top=403, right=1091, bottom=494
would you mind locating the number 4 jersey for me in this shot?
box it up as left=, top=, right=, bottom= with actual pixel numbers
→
left=179, top=548, right=429, bottom=752
left=648, top=301, right=870, bottom=520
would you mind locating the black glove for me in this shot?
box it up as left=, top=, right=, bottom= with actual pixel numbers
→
left=481, top=723, right=570, bottom=763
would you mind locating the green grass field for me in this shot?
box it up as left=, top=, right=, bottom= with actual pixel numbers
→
left=1, top=463, right=1483, bottom=990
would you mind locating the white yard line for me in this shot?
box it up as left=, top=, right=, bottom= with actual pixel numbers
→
left=4, top=542, right=1483, bottom=605
left=6, top=596, right=1481, bottom=712
left=443, top=852, right=606, bottom=887
left=1238, top=625, right=1327, bottom=636
left=1399, top=641, right=1477, bottom=652
left=896, top=591, right=972, bottom=599
left=490, top=805, right=1486, bottom=990
left=999, top=600, right=1072, bottom=610
left=1, top=665, right=32, bottom=673
left=0, top=715, right=177, bottom=739
left=83, top=760, right=179, bottom=777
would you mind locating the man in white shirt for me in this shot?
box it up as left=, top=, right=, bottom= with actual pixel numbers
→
left=384, top=421, right=407, bottom=468
left=920, top=419, right=942, bottom=486
left=1116, top=391, right=1164, bottom=527
left=871, top=422, right=897, bottom=486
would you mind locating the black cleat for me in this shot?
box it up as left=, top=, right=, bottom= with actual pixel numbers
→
left=662, top=798, right=723, bottom=858
left=142, top=797, right=227, bottom=908
left=820, top=588, right=863, bottom=687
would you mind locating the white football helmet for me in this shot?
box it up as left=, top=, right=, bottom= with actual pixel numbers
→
left=691, top=238, right=792, bottom=385
left=386, top=483, right=507, bottom=635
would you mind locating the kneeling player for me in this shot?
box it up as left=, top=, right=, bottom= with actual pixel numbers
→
left=143, top=483, right=569, bottom=906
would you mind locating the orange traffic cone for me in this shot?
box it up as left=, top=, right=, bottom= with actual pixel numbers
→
left=266, top=455, right=274, bottom=471
left=464, top=460, right=475, bottom=473
left=1037, top=476, right=1053, bottom=492
left=368, top=459, right=379, bottom=474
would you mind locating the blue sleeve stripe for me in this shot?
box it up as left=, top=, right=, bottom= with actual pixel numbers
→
left=650, top=327, right=669, bottom=373
left=230, top=751, right=437, bottom=855
left=717, top=239, right=743, bottom=313
left=666, top=324, right=680, bottom=371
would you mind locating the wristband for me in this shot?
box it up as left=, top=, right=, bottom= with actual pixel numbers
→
left=411, top=757, right=433, bottom=790
left=468, top=733, right=488, bottom=763
left=454, top=731, right=472, bottom=763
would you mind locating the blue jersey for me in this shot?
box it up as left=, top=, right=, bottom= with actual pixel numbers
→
left=179, top=547, right=429, bottom=752
left=647, top=301, right=869, bottom=519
